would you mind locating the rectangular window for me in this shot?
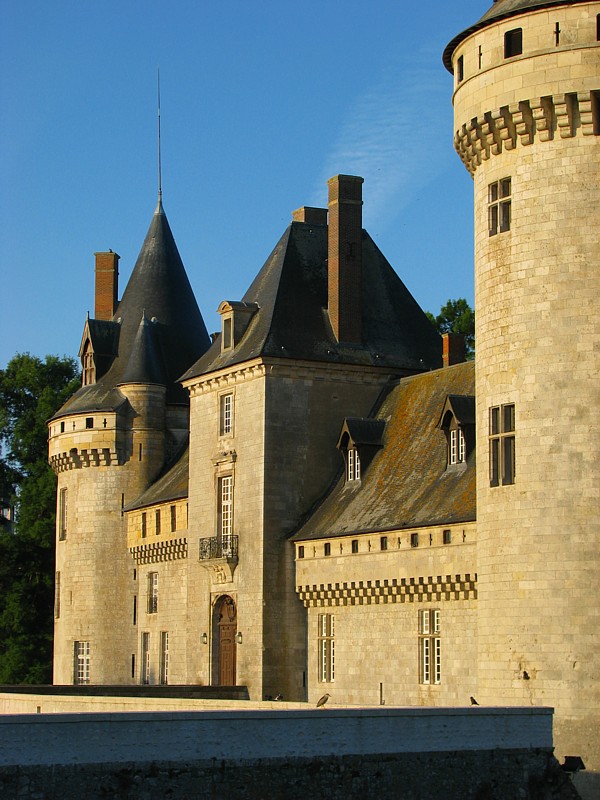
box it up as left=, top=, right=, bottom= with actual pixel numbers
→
left=147, top=572, right=158, bottom=613
left=347, top=448, right=361, bottom=481
left=443, top=529, right=452, bottom=545
left=380, top=536, right=388, bottom=551
left=170, top=504, right=177, bottom=532
left=74, top=641, right=90, bottom=685
left=318, top=614, right=335, bottom=683
left=489, top=403, right=515, bottom=486
left=141, top=632, right=150, bottom=685
left=141, top=512, right=147, bottom=539
left=488, top=178, right=511, bottom=236
left=160, top=631, right=169, bottom=685
left=58, top=488, right=67, bottom=540
left=456, top=54, right=464, bottom=83
left=351, top=539, right=359, bottom=554
left=219, top=393, right=234, bottom=436
left=155, top=510, right=161, bottom=536
left=419, top=610, right=441, bottom=685
left=54, top=572, right=61, bottom=619
left=222, top=317, right=233, bottom=350
left=85, top=417, right=94, bottom=429
left=133, top=595, right=137, bottom=626
left=324, top=542, right=331, bottom=556
left=218, top=476, right=233, bottom=545
left=504, top=28, right=522, bottom=58
left=411, top=533, right=419, bottom=548
left=298, top=545, right=305, bottom=558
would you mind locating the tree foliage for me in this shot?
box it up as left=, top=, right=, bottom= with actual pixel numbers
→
left=426, top=298, right=475, bottom=359
left=0, top=353, right=79, bottom=683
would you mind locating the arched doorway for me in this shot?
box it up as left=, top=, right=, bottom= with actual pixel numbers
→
left=212, top=595, right=237, bottom=686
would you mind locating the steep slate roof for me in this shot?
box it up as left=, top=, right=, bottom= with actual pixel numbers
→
left=124, top=446, right=189, bottom=512
left=53, top=200, right=210, bottom=419
left=292, top=360, right=476, bottom=541
left=443, top=0, right=589, bottom=71
left=183, top=220, right=441, bottom=381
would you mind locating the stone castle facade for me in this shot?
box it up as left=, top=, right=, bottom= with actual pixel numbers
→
left=49, top=0, right=599, bottom=775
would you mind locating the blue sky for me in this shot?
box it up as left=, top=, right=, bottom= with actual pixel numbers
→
left=0, top=1, right=486, bottom=369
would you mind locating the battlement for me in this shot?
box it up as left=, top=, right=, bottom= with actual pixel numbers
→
left=48, top=412, right=122, bottom=473
left=455, top=89, right=599, bottom=174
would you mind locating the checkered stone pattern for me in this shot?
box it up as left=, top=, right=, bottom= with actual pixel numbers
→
left=297, top=574, right=477, bottom=608
left=130, top=538, right=188, bottom=565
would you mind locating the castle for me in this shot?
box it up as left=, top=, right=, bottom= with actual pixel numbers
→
left=48, top=0, right=599, bottom=774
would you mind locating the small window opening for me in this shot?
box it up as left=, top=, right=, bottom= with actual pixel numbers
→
left=155, top=510, right=161, bottom=536
left=504, top=28, right=522, bottom=58
left=298, top=545, right=305, bottom=559
left=60, top=421, right=65, bottom=433
left=488, top=177, right=511, bottom=236
left=490, top=403, right=516, bottom=486
left=141, top=512, right=147, bottom=539
left=478, top=45, right=482, bottom=69
left=554, top=21, right=561, bottom=46
left=85, top=417, right=93, bottom=429
left=324, top=542, right=331, bottom=557
left=443, top=529, right=452, bottom=545
left=456, top=54, right=464, bottom=83
left=351, top=540, right=359, bottom=554
left=170, top=505, right=177, bottom=532
left=411, top=533, right=419, bottom=548
left=380, top=536, right=388, bottom=551
left=347, top=447, right=361, bottom=481
left=131, top=654, right=136, bottom=680
left=223, top=317, right=233, bottom=350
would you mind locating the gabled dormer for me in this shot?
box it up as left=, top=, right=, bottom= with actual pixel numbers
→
left=217, top=301, right=259, bottom=353
left=437, top=394, right=475, bottom=468
left=78, top=315, right=120, bottom=386
left=336, top=418, right=385, bottom=483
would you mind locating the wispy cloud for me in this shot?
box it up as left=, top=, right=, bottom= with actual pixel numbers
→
left=313, top=45, right=452, bottom=232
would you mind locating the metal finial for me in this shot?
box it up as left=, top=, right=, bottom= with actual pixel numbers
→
left=157, top=66, right=162, bottom=204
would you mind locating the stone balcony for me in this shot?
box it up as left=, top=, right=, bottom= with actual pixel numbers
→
left=198, top=534, right=239, bottom=583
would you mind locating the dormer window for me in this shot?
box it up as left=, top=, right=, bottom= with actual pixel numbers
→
left=218, top=301, right=259, bottom=354
left=347, top=448, right=361, bottom=481
left=437, top=395, right=475, bottom=469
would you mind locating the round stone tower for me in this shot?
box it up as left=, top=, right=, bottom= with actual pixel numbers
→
left=444, top=0, right=600, bottom=770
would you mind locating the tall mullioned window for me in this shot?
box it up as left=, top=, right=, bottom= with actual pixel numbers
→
left=74, top=641, right=90, bottom=685
left=318, top=614, right=335, bottom=683
left=489, top=404, right=516, bottom=486
left=160, top=631, right=169, bottom=685
left=488, top=178, right=511, bottom=236
left=219, top=393, right=233, bottom=436
left=449, top=428, right=466, bottom=465
left=419, top=610, right=441, bottom=685
left=141, top=632, right=150, bottom=685
left=147, top=572, right=158, bottom=613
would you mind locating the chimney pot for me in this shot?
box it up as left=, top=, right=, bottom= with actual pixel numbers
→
left=292, top=206, right=328, bottom=225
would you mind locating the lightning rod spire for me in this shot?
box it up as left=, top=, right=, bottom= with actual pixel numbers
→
left=157, top=66, right=162, bottom=206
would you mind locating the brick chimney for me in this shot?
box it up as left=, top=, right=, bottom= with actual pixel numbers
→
left=94, top=251, right=119, bottom=320
left=442, top=332, right=466, bottom=367
left=327, top=175, right=364, bottom=344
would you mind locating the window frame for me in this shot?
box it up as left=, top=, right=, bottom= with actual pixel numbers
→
left=318, top=613, right=335, bottom=683
left=504, top=27, right=523, bottom=58
left=219, top=392, right=234, bottom=437
left=147, top=571, right=158, bottom=614
left=58, top=487, right=67, bottom=540
left=141, top=632, right=150, bottom=685
left=74, top=640, right=90, bottom=685
left=488, top=177, right=511, bottom=236
left=419, top=610, right=441, bottom=685
left=489, top=403, right=516, bottom=486
left=347, top=447, right=361, bottom=481
left=217, top=475, right=234, bottom=544
left=159, top=631, right=169, bottom=685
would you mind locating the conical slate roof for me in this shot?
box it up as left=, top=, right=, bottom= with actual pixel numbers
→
left=443, top=0, right=589, bottom=71
left=54, top=199, right=210, bottom=417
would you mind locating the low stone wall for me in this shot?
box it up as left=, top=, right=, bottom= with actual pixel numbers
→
left=0, top=706, right=580, bottom=799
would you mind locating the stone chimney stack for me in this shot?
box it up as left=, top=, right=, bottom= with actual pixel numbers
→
left=94, top=251, right=119, bottom=320
left=327, top=175, right=364, bottom=344
left=442, top=332, right=466, bottom=367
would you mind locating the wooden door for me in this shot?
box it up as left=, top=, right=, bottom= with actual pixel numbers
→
left=218, top=596, right=237, bottom=685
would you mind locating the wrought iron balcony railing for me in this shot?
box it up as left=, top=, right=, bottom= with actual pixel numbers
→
left=199, top=534, right=238, bottom=561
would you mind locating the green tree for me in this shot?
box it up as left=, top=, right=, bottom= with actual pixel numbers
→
left=426, top=298, right=475, bottom=359
left=0, top=353, right=79, bottom=683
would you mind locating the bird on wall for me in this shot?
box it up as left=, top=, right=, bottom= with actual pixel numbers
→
left=316, top=693, right=331, bottom=708
left=275, top=693, right=283, bottom=701
left=470, top=696, right=479, bottom=706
